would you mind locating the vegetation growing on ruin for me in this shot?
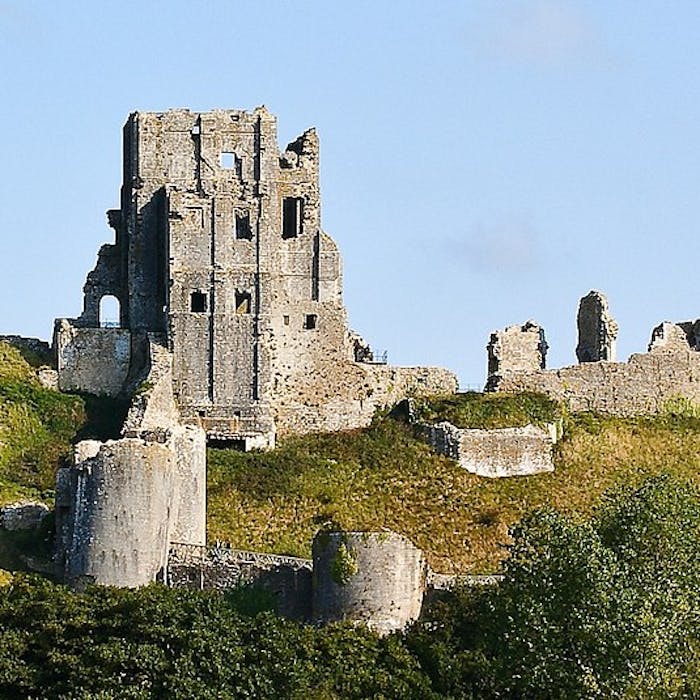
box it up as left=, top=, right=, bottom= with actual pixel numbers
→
left=208, top=408, right=700, bottom=573
left=0, top=341, right=128, bottom=507
left=411, top=390, right=563, bottom=429
left=4, top=338, right=700, bottom=576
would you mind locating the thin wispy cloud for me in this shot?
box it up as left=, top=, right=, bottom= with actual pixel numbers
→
left=474, top=0, right=602, bottom=66
left=441, top=214, right=539, bottom=277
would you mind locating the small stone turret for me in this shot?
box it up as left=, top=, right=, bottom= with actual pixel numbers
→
left=576, top=290, right=618, bottom=363
left=311, top=531, right=427, bottom=635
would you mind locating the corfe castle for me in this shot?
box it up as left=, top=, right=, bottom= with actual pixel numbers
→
left=7, top=107, right=700, bottom=634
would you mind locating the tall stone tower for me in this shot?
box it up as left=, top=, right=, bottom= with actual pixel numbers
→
left=57, top=108, right=457, bottom=449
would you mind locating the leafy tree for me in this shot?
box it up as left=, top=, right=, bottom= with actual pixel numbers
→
left=409, top=474, right=700, bottom=699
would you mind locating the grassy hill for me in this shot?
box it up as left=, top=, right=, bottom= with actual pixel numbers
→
left=3, top=339, right=700, bottom=574
left=208, top=408, right=700, bottom=573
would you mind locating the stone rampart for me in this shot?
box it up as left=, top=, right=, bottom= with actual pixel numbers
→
left=493, top=350, right=700, bottom=415
left=167, top=543, right=312, bottom=620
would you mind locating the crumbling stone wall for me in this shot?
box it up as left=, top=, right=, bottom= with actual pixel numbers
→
left=0, top=502, right=49, bottom=530
left=275, top=362, right=457, bottom=436
left=486, top=321, right=547, bottom=391
left=494, top=350, right=700, bottom=415
left=576, top=290, right=618, bottom=362
left=419, top=421, right=558, bottom=477
left=54, top=320, right=131, bottom=396
left=167, top=544, right=312, bottom=620
left=648, top=320, right=700, bottom=354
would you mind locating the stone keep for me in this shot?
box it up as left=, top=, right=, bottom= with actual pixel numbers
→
left=52, top=108, right=457, bottom=589
left=576, top=290, right=618, bottom=363
left=56, top=108, right=457, bottom=448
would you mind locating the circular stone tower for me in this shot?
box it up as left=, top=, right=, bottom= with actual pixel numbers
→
left=311, top=531, right=427, bottom=635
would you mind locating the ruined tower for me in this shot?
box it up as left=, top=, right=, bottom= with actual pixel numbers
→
left=53, top=108, right=456, bottom=587
left=576, top=290, right=618, bottom=363
left=57, top=108, right=456, bottom=448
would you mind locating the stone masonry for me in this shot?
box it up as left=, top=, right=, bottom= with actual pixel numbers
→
left=576, top=290, right=618, bottom=363
left=51, top=108, right=456, bottom=589
left=488, top=293, right=700, bottom=416
left=55, top=108, right=457, bottom=447
left=486, top=320, right=547, bottom=391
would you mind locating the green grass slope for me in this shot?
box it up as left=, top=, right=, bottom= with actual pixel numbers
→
left=0, top=343, right=85, bottom=502
left=208, top=395, right=700, bottom=573
left=2, top=342, right=700, bottom=577
left=0, top=341, right=130, bottom=506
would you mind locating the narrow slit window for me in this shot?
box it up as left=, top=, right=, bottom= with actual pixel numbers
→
left=190, top=291, right=207, bottom=312
left=235, top=290, right=251, bottom=314
left=304, top=314, right=317, bottom=330
left=283, top=315, right=290, bottom=326
left=282, top=197, right=303, bottom=239
left=234, top=211, right=252, bottom=240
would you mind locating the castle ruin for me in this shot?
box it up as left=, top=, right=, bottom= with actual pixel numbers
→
left=52, top=108, right=457, bottom=589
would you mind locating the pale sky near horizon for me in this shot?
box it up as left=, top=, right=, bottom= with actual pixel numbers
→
left=1, top=1, right=700, bottom=386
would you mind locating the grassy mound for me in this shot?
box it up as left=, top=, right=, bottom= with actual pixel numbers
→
left=411, top=390, right=563, bottom=429
left=0, top=343, right=85, bottom=500
left=208, top=410, right=700, bottom=574
left=0, top=342, right=128, bottom=504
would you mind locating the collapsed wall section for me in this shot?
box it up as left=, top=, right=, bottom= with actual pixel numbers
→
left=54, top=336, right=206, bottom=587
left=419, top=421, right=558, bottom=477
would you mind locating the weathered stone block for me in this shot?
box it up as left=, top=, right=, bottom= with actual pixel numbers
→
left=54, top=320, right=130, bottom=396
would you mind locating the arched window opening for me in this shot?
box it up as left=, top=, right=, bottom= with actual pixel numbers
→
left=99, top=295, right=121, bottom=328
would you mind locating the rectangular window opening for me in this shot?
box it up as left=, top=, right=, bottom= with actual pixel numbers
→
left=190, top=291, right=207, bottom=313
left=282, top=197, right=303, bottom=239
left=304, top=314, right=317, bottom=330
left=220, top=152, right=237, bottom=169
left=234, top=211, right=253, bottom=240
left=235, top=290, right=252, bottom=314
left=283, top=315, right=290, bottom=326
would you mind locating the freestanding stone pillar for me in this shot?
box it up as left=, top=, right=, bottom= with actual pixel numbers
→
left=576, top=290, right=618, bottom=363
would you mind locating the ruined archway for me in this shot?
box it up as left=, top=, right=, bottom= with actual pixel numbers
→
left=99, top=295, right=121, bottom=328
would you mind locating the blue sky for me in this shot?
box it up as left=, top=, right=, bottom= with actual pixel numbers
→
left=1, top=0, right=700, bottom=385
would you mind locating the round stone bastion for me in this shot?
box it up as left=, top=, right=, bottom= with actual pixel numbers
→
left=311, top=531, right=427, bottom=635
